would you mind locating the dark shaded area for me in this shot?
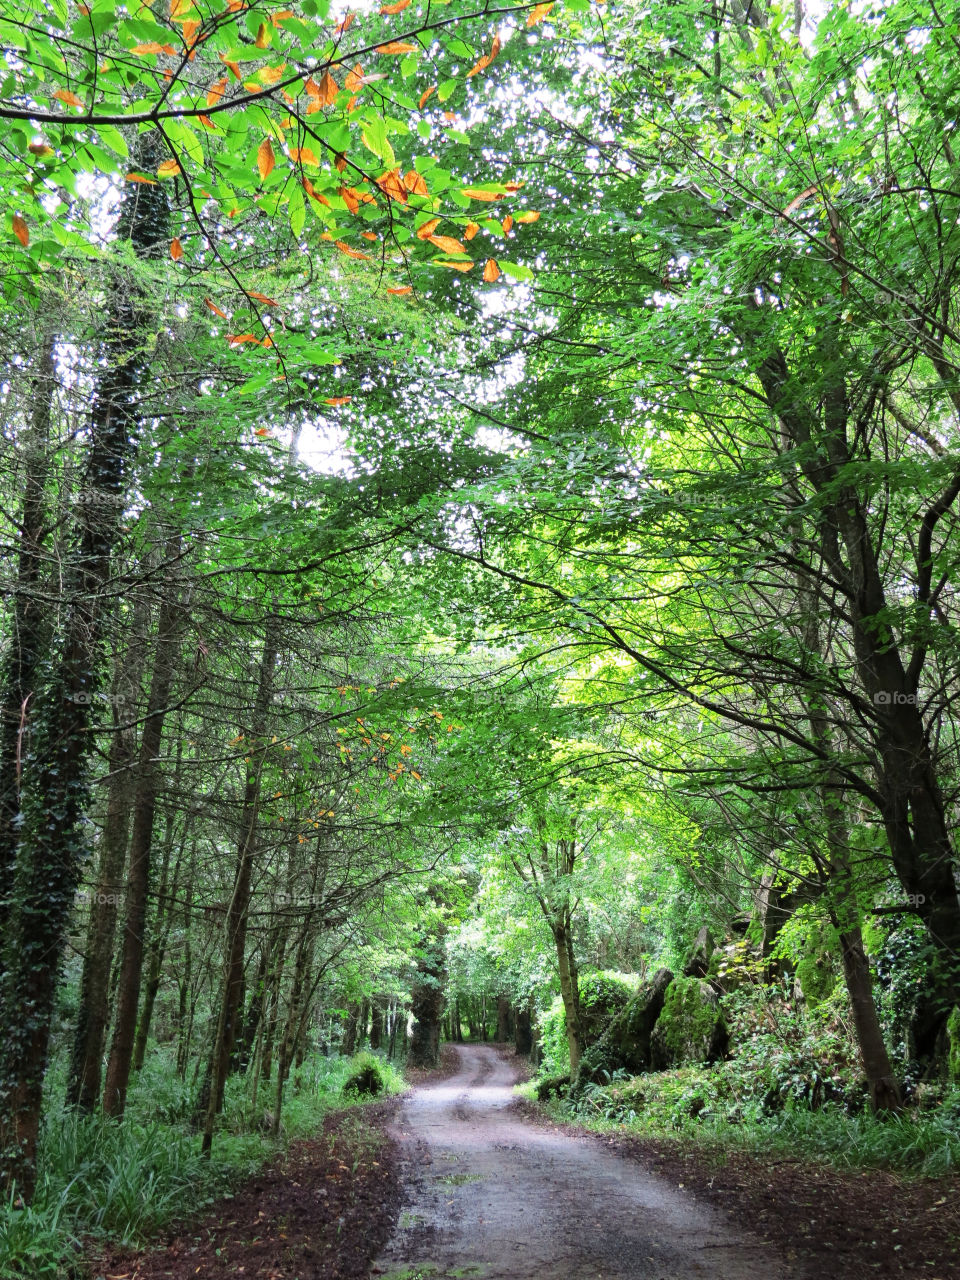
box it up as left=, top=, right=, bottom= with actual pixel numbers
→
left=91, top=1103, right=401, bottom=1280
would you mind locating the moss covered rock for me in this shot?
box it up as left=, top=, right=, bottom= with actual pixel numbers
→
left=649, top=976, right=728, bottom=1070
left=573, top=967, right=674, bottom=1090
left=682, top=927, right=715, bottom=979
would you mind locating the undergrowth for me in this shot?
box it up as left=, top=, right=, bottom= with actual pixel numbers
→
left=0, top=1048, right=404, bottom=1280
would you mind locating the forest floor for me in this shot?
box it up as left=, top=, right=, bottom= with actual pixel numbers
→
left=88, top=1101, right=403, bottom=1280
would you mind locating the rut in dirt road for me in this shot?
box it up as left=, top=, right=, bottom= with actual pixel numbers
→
left=373, top=1043, right=799, bottom=1280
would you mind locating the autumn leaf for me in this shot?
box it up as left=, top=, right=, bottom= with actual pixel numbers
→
left=157, top=159, right=181, bottom=177
left=403, top=169, right=428, bottom=196
left=376, top=40, right=417, bottom=54
left=462, top=187, right=505, bottom=202
left=380, top=0, right=410, bottom=10
left=516, top=210, right=540, bottom=223
left=466, top=33, right=501, bottom=79
left=503, top=214, right=514, bottom=233
left=221, top=56, right=243, bottom=80
left=483, top=258, right=501, bottom=282
left=361, top=231, right=377, bottom=240
left=376, top=169, right=408, bottom=203
left=226, top=333, right=260, bottom=345
left=289, top=147, right=318, bottom=166
left=170, top=0, right=192, bottom=16
left=339, top=186, right=360, bottom=215
left=387, top=285, right=413, bottom=294
left=344, top=64, right=365, bottom=92
left=464, top=221, right=480, bottom=240
left=419, top=84, right=436, bottom=109
left=28, top=142, right=55, bottom=159
left=170, top=238, right=183, bottom=261
left=205, top=298, right=228, bottom=319
left=53, top=89, right=84, bottom=107
left=334, top=152, right=348, bottom=172
left=125, top=172, right=158, bottom=184
left=324, top=396, right=352, bottom=405
left=315, top=70, right=339, bottom=104
left=335, top=241, right=371, bottom=259
left=436, top=259, right=473, bottom=272
left=335, top=10, right=355, bottom=32
left=254, top=22, right=270, bottom=47
left=247, top=291, right=279, bottom=306
left=255, top=427, right=270, bottom=435
left=416, top=217, right=441, bottom=240
left=131, top=41, right=175, bottom=54
left=11, top=215, right=29, bottom=248
left=257, top=138, right=275, bottom=181
left=526, top=1, right=555, bottom=25
left=198, top=114, right=219, bottom=131
left=504, top=180, right=524, bottom=192
left=302, top=177, right=331, bottom=206
left=428, top=233, right=467, bottom=254
left=259, top=64, right=287, bottom=85
left=182, top=19, right=200, bottom=46
left=206, top=76, right=227, bottom=106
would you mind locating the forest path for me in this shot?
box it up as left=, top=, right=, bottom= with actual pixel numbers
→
left=372, top=1043, right=798, bottom=1280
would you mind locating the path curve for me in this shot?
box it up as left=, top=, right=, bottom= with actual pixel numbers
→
left=373, top=1043, right=796, bottom=1280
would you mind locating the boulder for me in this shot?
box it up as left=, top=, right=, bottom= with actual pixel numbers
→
left=573, top=967, right=674, bottom=1090
left=682, top=926, right=715, bottom=979
left=649, top=975, right=728, bottom=1070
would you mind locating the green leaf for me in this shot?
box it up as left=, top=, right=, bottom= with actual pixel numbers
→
left=289, top=183, right=305, bottom=237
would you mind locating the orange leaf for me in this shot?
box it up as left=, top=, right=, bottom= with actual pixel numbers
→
left=11, top=215, right=28, bottom=248
left=516, top=210, right=540, bottom=223
left=335, top=11, right=355, bottom=32
left=53, top=89, right=84, bottom=107
left=255, top=427, right=270, bottom=435
left=387, top=285, right=413, bottom=295
left=289, top=146, right=318, bottom=165
left=206, top=76, right=228, bottom=106
left=259, top=63, right=286, bottom=85
left=247, top=291, right=278, bottom=306
left=344, top=64, right=365, bottom=92
left=466, top=33, right=500, bottom=79
left=221, top=56, right=243, bottom=80
left=339, top=186, right=360, bottom=215
left=302, top=176, right=331, bottom=206
left=170, top=0, right=191, bottom=16
left=526, top=1, right=555, bottom=25
left=403, top=168, right=428, bottom=196
left=502, top=213, right=513, bottom=232
left=334, top=152, right=348, bottom=172
left=170, top=237, right=183, bottom=261
left=419, top=84, right=436, bottom=109
left=257, top=137, right=275, bottom=181
left=361, top=231, right=377, bottom=240
left=462, top=187, right=505, bottom=202
left=157, top=159, right=181, bottom=177
left=255, top=22, right=270, bottom=47
left=198, top=114, right=219, bottom=130
left=28, top=142, right=55, bottom=159
left=324, top=396, right=352, bottom=405
left=316, top=70, right=339, bottom=104
left=205, top=297, right=228, bottom=319
left=346, top=94, right=359, bottom=111
left=376, top=168, right=408, bottom=203
left=226, top=333, right=260, bottom=345
left=182, top=18, right=200, bottom=45
left=375, top=40, right=417, bottom=53
left=483, top=257, right=501, bottom=282
left=130, top=41, right=170, bottom=53
left=335, top=241, right=371, bottom=260
left=416, top=217, right=441, bottom=240
left=504, top=180, right=524, bottom=192
left=436, top=259, right=473, bottom=272
left=463, top=221, right=480, bottom=240
left=427, top=233, right=466, bottom=254
left=125, top=172, right=158, bottom=184
left=380, top=0, right=410, bottom=10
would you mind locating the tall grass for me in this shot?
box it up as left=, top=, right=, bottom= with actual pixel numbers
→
left=0, top=1048, right=405, bottom=1279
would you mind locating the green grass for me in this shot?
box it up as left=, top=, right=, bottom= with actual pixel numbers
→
left=0, top=1048, right=405, bottom=1279
left=532, top=1064, right=960, bottom=1177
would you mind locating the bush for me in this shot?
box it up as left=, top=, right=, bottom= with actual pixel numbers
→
left=342, top=1051, right=387, bottom=1098
left=537, top=971, right=640, bottom=1076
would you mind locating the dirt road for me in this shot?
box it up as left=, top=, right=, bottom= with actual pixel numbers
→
left=373, top=1043, right=798, bottom=1280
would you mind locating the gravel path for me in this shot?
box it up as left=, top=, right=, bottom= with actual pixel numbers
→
left=372, top=1043, right=800, bottom=1280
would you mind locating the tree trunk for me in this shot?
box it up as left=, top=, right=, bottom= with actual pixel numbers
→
left=515, top=1003, right=533, bottom=1055
left=66, top=597, right=150, bottom=1110
left=200, top=620, right=278, bottom=1155
left=0, top=153, right=168, bottom=1196
left=409, top=930, right=447, bottom=1069
left=104, top=547, right=186, bottom=1118
left=554, top=915, right=582, bottom=1075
